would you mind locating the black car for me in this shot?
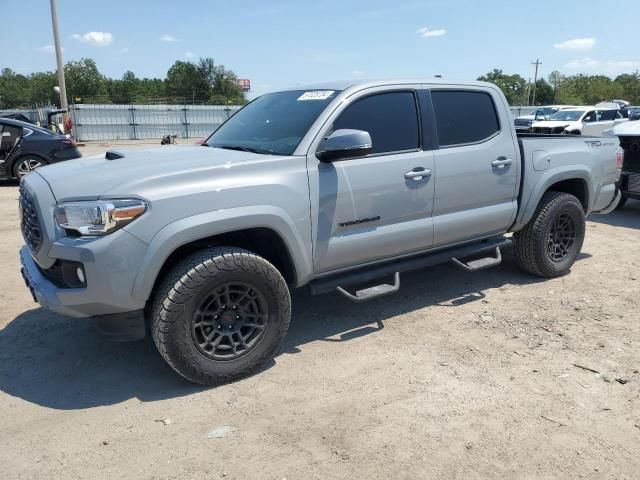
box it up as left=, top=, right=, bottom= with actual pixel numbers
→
left=0, top=118, right=81, bottom=180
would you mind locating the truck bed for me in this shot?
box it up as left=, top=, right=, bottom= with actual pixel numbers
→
left=511, top=132, right=620, bottom=230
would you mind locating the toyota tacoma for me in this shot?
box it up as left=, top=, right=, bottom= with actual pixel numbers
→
left=19, top=79, right=622, bottom=385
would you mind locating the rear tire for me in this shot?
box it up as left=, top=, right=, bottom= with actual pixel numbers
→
left=513, top=191, right=585, bottom=278
left=13, top=156, right=47, bottom=180
left=151, top=247, right=291, bottom=385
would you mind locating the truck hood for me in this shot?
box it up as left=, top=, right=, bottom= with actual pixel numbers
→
left=531, top=120, right=574, bottom=129
left=34, top=145, right=278, bottom=201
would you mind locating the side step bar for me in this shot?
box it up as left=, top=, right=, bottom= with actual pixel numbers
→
left=336, top=272, right=400, bottom=302
left=310, top=237, right=511, bottom=301
left=451, top=247, right=502, bottom=272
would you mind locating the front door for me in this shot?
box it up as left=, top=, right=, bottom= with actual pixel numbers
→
left=429, top=88, right=519, bottom=246
left=307, top=88, right=436, bottom=273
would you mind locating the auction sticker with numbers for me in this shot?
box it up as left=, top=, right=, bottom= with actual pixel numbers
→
left=297, top=90, right=335, bottom=101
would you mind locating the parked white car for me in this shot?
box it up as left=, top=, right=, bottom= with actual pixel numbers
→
left=531, top=107, right=628, bottom=136
left=513, top=105, right=571, bottom=132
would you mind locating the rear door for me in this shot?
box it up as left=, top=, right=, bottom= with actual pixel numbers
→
left=0, top=123, right=23, bottom=176
left=429, top=87, right=519, bottom=245
left=306, top=87, right=436, bottom=273
left=582, top=109, right=616, bottom=136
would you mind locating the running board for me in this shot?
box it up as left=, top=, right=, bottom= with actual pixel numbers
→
left=336, top=272, right=400, bottom=302
left=450, top=247, right=502, bottom=272
left=310, top=236, right=511, bottom=298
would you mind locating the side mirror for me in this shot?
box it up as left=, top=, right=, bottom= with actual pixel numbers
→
left=584, top=116, right=592, bottom=122
left=317, top=129, right=372, bottom=162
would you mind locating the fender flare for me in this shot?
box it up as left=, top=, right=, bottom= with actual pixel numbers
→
left=130, top=205, right=313, bottom=302
left=513, top=166, right=593, bottom=230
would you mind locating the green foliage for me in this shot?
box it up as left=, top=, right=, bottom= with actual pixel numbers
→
left=531, top=78, right=554, bottom=105
left=478, top=69, right=640, bottom=106
left=478, top=69, right=527, bottom=104
left=0, top=57, right=247, bottom=108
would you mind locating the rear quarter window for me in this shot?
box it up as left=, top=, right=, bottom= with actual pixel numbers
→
left=431, top=90, right=500, bottom=147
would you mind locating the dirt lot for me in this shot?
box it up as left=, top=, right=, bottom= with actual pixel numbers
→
left=1, top=141, right=639, bottom=479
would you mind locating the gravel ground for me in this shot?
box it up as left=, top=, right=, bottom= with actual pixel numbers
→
left=0, top=141, right=639, bottom=479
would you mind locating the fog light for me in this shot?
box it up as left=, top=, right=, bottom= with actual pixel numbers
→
left=76, top=267, right=85, bottom=284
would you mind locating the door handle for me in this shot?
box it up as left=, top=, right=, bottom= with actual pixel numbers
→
left=491, top=157, right=513, bottom=168
left=404, top=168, right=432, bottom=180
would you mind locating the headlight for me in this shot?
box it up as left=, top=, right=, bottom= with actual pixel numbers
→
left=54, top=199, right=148, bottom=236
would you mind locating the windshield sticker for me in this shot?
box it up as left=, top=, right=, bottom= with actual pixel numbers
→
left=297, top=90, right=335, bottom=101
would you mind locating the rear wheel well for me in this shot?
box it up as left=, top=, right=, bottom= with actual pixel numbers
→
left=546, top=179, right=588, bottom=212
left=150, top=227, right=297, bottom=301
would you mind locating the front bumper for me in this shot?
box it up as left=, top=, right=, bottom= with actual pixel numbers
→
left=19, top=227, right=148, bottom=318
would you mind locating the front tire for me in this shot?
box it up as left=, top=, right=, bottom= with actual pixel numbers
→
left=513, top=191, right=585, bottom=278
left=151, top=247, right=291, bottom=385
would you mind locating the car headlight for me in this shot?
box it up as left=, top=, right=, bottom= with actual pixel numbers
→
left=54, top=199, right=148, bottom=236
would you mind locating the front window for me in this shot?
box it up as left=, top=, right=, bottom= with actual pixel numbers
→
left=548, top=110, right=585, bottom=121
left=206, top=90, right=340, bottom=156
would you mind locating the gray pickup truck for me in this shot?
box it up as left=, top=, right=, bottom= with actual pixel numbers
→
left=19, top=79, right=622, bottom=385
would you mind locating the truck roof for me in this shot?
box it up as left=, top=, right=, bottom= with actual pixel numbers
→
left=282, top=78, right=495, bottom=92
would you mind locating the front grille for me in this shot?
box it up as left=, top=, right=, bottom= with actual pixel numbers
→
left=533, top=127, right=565, bottom=135
left=19, top=184, right=43, bottom=253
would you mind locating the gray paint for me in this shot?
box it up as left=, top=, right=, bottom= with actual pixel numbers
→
left=19, top=79, right=620, bottom=319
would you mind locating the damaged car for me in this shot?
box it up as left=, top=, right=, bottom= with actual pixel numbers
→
left=531, top=107, right=627, bottom=136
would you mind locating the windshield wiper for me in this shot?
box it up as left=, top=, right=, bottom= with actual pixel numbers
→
left=212, top=144, right=277, bottom=155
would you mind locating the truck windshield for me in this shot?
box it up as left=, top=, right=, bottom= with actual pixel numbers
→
left=206, top=90, right=340, bottom=156
left=548, top=110, right=585, bottom=121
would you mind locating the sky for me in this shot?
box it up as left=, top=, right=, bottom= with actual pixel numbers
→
left=1, top=0, right=638, bottom=98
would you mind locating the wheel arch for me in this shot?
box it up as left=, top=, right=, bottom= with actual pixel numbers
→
left=131, top=206, right=313, bottom=303
left=514, top=168, right=592, bottom=231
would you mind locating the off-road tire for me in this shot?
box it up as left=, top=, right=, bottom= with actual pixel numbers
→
left=151, top=247, right=291, bottom=385
left=513, top=191, right=585, bottom=278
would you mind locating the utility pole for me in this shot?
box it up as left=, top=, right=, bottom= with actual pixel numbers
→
left=531, top=59, right=542, bottom=106
left=49, top=0, right=69, bottom=128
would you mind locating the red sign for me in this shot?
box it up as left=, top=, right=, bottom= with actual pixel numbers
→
left=236, top=79, right=251, bottom=91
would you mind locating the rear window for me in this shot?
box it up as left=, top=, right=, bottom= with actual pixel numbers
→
left=431, top=90, right=500, bottom=147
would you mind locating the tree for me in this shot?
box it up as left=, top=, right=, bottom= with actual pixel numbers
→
left=165, top=60, right=209, bottom=102
left=614, top=72, right=640, bottom=104
left=477, top=69, right=527, bottom=105
left=197, top=57, right=246, bottom=104
left=532, top=78, right=554, bottom=105
left=29, top=71, right=58, bottom=105
left=0, top=68, right=30, bottom=108
left=64, top=58, right=108, bottom=102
